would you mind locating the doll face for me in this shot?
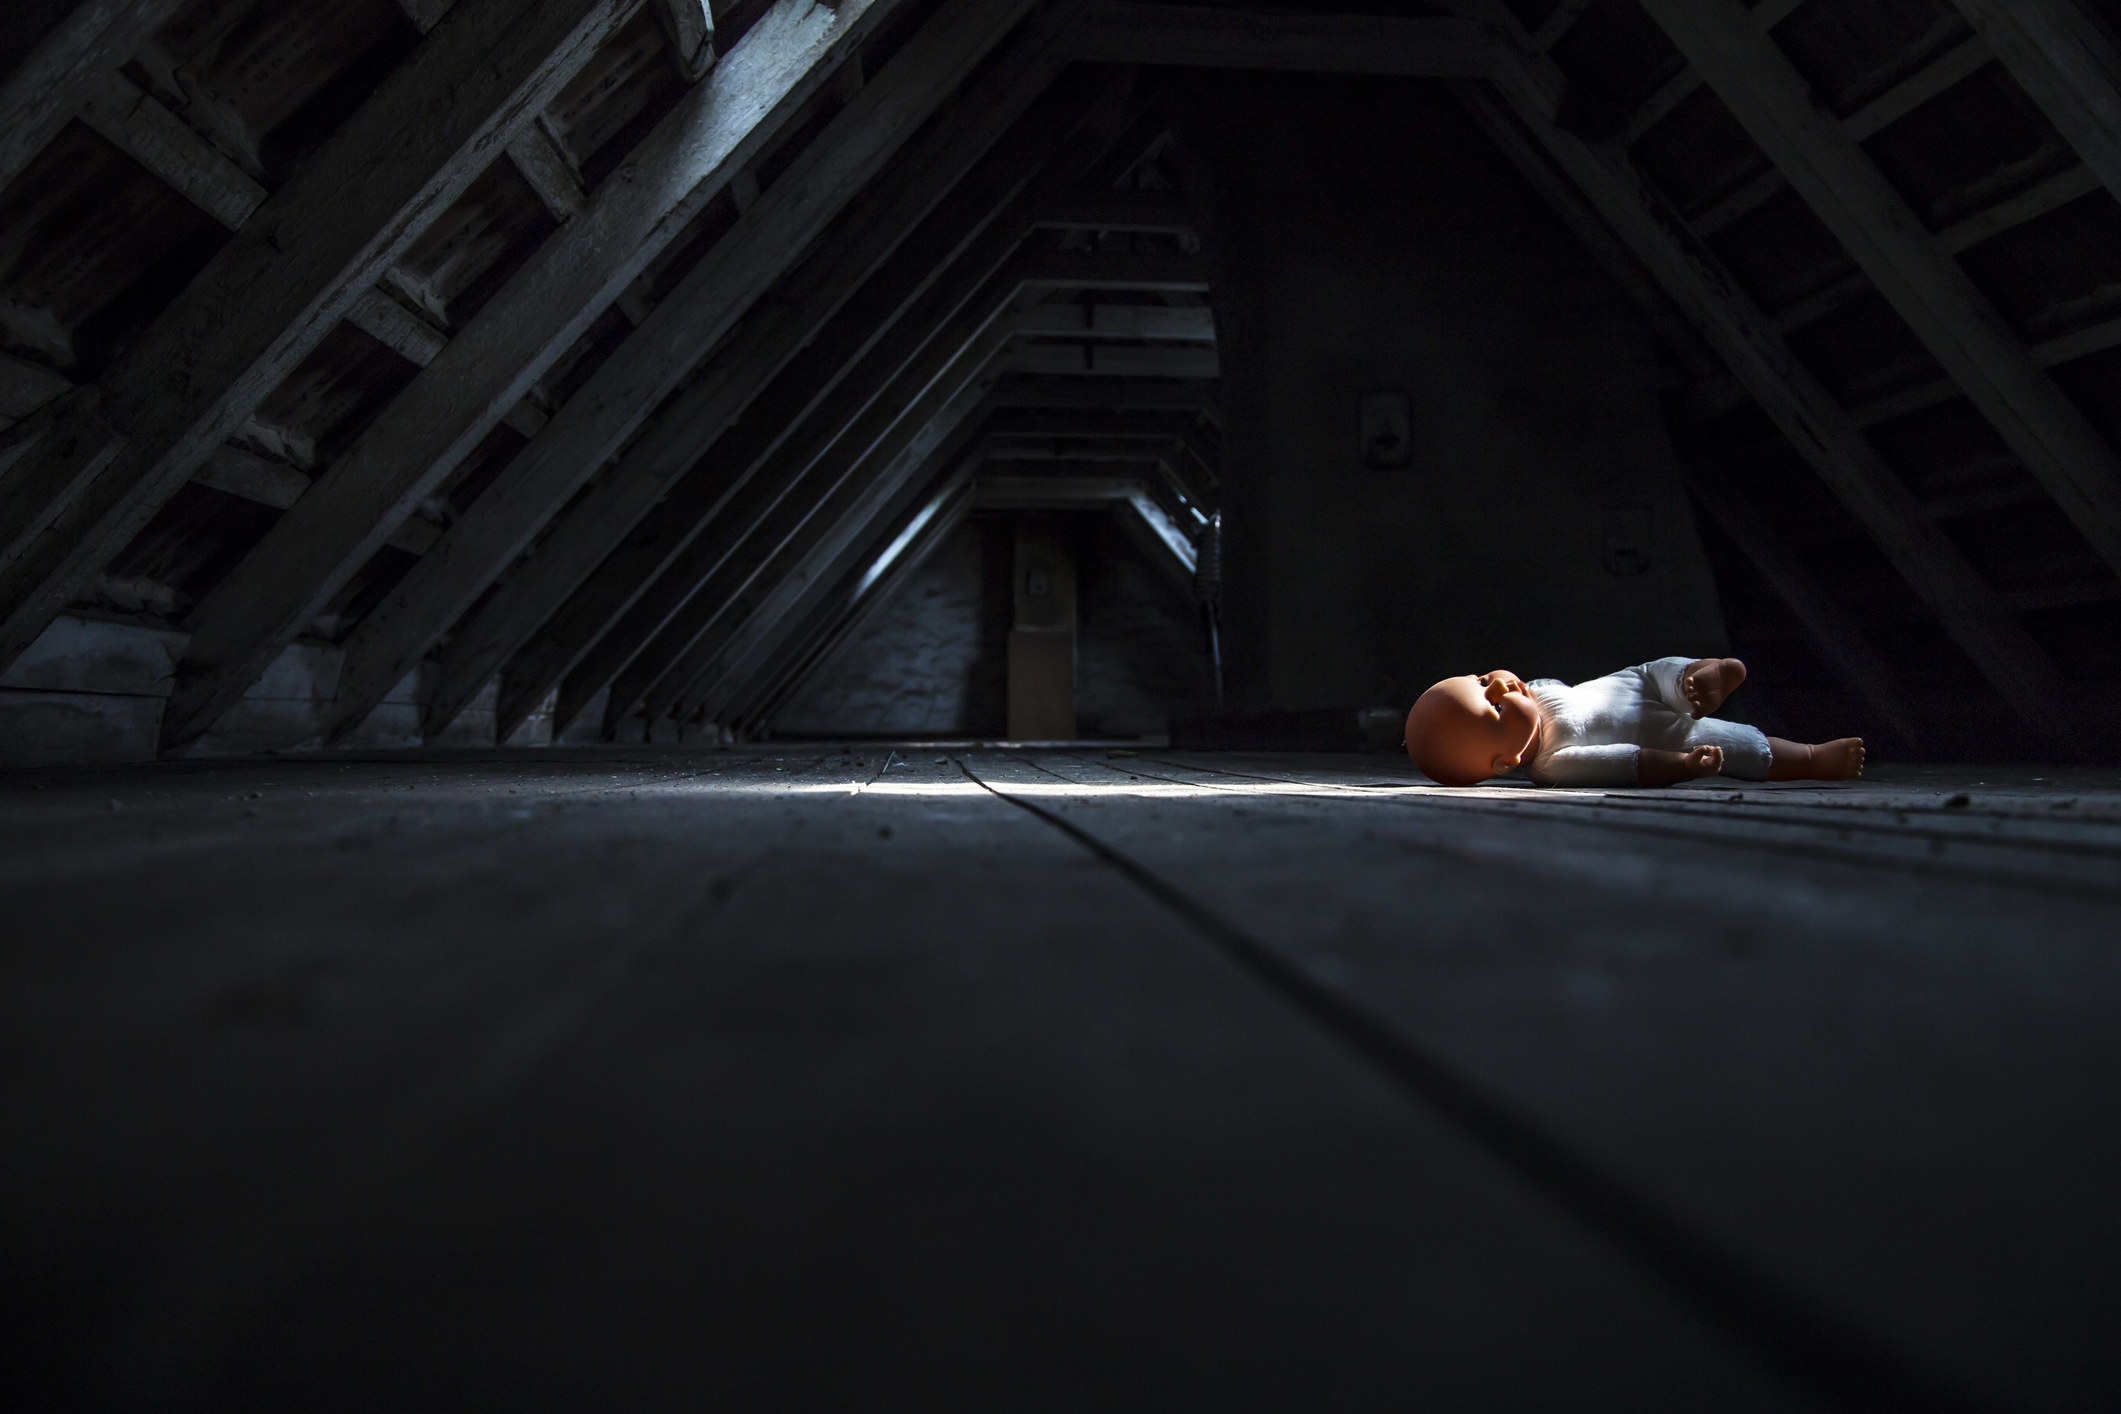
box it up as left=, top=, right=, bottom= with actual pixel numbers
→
left=1404, top=670, right=1542, bottom=786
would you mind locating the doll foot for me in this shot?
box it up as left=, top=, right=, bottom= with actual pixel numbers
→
left=1682, top=657, right=1747, bottom=718
left=1814, top=737, right=1865, bottom=780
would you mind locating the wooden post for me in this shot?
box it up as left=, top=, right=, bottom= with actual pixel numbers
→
left=1007, top=515, right=1076, bottom=741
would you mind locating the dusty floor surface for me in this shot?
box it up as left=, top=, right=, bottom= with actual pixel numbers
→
left=3, top=748, right=2117, bottom=1410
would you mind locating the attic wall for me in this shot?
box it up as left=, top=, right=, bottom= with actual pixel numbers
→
left=775, top=512, right=1213, bottom=741
left=1184, top=73, right=1731, bottom=712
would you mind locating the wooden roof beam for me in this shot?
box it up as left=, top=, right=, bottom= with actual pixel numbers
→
left=0, top=0, right=633, bottom=678
left=476, top=90, right=1153, bottom=745
left=575, top=272, right=1031, bottom=737
left=154, top=0, right=913, bottom=755
left=1441, top=3, right=2067, bottom=736
left=1950, top=0, right=2121, bottom=209
left=0, top=0, right=189, bottom=195
left=311, top=0, right=1052, bottom=749
left=1639, top=0, right=2121, bottom=587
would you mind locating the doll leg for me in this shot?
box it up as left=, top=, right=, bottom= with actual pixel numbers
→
left=1766, top=737, right=1866, bottom=781
left=1680, top=657, right=1746, bottom=718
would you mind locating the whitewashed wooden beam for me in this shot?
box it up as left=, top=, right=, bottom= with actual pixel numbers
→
left=651, top=0, right=718, bottom=80
left=156, top=0, right=911, bottom=754
left=1070, top=1, right=1494, bottom=77
left=1440, top=2, right=2067, bottom=734
left=1684, top=463, right=1926, bottom=747
left=0, top=0, right=189, bottom=196
left=1951, top=0, right=2121, bottom=208
left=0, top=0, right=635, bottom=678
left=77, top=69, right=266, bottom=230
left=462, top=73, right=1137, bottom=745
left=1639, top=0, right=2121, bottom=585
left=505, top=120, right=588, bottom=222
left=321, top=0, right=1056, bottom=748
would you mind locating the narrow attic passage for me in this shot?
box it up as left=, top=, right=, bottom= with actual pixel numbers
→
left=7, top=0, right=2121, bottom=1406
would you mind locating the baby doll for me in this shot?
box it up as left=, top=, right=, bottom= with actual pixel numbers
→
left=1405, top=656, right=1865, bottom=787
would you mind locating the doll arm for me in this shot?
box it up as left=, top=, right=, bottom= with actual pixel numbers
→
left=1527, top=743, right=1640, bottom=787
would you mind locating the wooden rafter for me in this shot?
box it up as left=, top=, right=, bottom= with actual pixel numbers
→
left=312, top=0, right=1056, bottom=749
left=1950, top=0, right=2121, bottom=208
left=0, top=0, right=636, bottom=677
left=155, top=0, right=914, bottom=754
left=1439, top=5, right=2069, bottom=735
left=1637, top=0, right=2121, bottom=585
left=0, top=0, right=190, bottom=195
left=481, top=88, right=1156, bottom=743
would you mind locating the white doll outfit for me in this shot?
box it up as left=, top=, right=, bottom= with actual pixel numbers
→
left=1521, top=657, right=1771, bottom=787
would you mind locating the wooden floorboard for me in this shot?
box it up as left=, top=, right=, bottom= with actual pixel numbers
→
left=4, top=748, right=2116, bottom=1407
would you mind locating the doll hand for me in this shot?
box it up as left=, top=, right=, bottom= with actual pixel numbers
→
left=1682, top=744, right=1725, bottom=778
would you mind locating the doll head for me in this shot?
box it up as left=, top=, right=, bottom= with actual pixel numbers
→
left=1405, top=671, right=1542, bottom=786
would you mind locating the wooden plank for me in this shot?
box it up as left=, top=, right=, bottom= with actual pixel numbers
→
left=0, top=351, right=73, bottom=423
left=505, top=120, right=588, bottom=222
left=156, top=0, right=910, bottom=754
left=320, top=0, right=1055, bottom=746
left=1683, top=464, right=1926, bottom=746
left=1639, top=0, right=2121, bottom=584
left=1014, top=304, right=1217, bottom=340
left=192, top=445, right=440, bottom=554
left=1937, top=163, right=2103, bottom=252
left=650, top=0, right=718, bottom=80
left=1840, top=36, right=1992, bottom=142
left=1443, top=8, right=2068, bottom=735
left=465, top=78, right=1140, bottom=744
left=76, top=68, right=267, bottom=230
left=1070, top=2, right=1494, bottom=77
left=0, top=0, right=634, bottom=677
left=1950, top=0, right=2121, bottom=208
left=0, top=0, right=188, bottom=195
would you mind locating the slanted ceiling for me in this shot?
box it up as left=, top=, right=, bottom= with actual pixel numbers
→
left=0, top=0, right=2117, bottom=756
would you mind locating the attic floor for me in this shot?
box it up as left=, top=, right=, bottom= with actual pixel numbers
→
left=3, top=749, right=2117, bottom=1409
